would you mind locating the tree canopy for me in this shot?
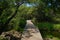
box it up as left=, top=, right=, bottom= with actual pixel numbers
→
left=0, top=0, right=60, bottom=34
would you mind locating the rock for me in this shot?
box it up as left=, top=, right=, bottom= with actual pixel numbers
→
left=0, top=30, right=21, bottom=40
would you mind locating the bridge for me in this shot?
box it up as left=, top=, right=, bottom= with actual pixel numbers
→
left=21, top=20, right=43, bottom=40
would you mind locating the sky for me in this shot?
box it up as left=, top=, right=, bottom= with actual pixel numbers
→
left=26, top=3, right=33, bottom=7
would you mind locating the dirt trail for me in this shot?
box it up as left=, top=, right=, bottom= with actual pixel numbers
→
left=21, top=20, right=43, bottom=40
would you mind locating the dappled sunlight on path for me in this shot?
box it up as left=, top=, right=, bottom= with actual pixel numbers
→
left=21, top=20, right=43, bottom=40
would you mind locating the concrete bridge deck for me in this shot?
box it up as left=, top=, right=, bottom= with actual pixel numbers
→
left=21, top=20, right=43, bottom=40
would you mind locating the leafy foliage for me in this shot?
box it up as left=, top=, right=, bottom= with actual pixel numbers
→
left=0, top=0, right=60, bottom=40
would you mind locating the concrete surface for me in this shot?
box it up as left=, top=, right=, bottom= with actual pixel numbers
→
left=21, top=20, right=43, bottom=40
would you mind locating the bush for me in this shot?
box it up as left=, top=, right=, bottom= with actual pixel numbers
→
left=36, top=22, right=54, bottom=31
left=17, top=19, right=26, bottom=32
